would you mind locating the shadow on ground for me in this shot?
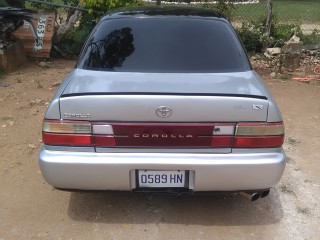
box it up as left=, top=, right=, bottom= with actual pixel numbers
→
left=68, top=189, right=283, bottom=226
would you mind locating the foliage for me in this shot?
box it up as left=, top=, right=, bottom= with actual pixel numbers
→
left=233, top=0, right=320, bottom=23
left=80, top=0, right=144, bottom=13
left=54, top=0, right=144, bottom=57
left=28, top=0, right=79, bottom=9
left=52, top=13, right=95, bottom=57
left=299, top=29, right=320, bottom=45
left=236, top=17, right=303, bottom=53
left=237, top=20, right=264, bottom=53
left=0, top=0, right=6, bottom=7
left=202, top=0, right=235, bottom=20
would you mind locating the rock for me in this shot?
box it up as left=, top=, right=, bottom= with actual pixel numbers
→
left=303, top=44, right=320, bottom=51
left=30, top=99, right=44, bottom=106
left=51, top=82, right=61, bottom=87
left=308, top=51, right=317, bottom=56
left=28, top=143, right=37, bottom=149
left=0, top=82, right=10, bottom=88
left=270, top=72, right=277, bottom=78
left=38, top=61, right=49, bottom=68
left=266, top=48, right=282, bottom=55
left=282, top=42, right=303, bottom=53
left=288, top=34, right=300, bottom=43
left=250, top=56, right=256, bottom=61
left=284, top=53, right=301, bottom=71
left=263, top=52, right=273, bottom=59
left=8, top=121, right=14, bottom=126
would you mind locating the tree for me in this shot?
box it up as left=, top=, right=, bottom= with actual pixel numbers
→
left=80, top=0, right=143, bottom=13
left=5, top=0, right=25, bottom=8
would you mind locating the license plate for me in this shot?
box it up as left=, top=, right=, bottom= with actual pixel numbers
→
left=137, top=170, right=187, bottom=188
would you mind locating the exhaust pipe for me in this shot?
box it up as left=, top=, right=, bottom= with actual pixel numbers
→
left=260, top=189, right=270, bottom=198
left=239, top=192, right=261, bottom=202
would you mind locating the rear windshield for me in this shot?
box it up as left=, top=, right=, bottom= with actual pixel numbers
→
left=78, top=18, right=250, bottom=73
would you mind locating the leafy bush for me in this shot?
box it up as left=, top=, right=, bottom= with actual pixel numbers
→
left=52, top=13, right=95, bottom=58
left=53, top=0, right=144, bottom=57
left=202, top=0, right=235, bottom=20
left=236, top=20, right=264, bottom=53
left=81, top=0, right=144, bottom=13
left=299, top=29, right=320, bottom=45
left=236, top=17, right=304, bottom=53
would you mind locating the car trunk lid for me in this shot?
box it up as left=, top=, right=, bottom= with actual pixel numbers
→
left=58, top=70, right=269, bottom=151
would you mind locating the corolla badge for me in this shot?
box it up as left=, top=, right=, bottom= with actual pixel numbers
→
left=64, top=113, right=91, bottom=118
left=156, top=106, right=172, bottom=118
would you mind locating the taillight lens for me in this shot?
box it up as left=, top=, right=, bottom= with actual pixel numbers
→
left=234, top=122, right=284, bottom=148
left=42, top=120, right=284, bottom=148
left=42, top=120, right=116, bottom=147
left=42, top=133, right=92, bottom=146
left=42, top=120, right=93, bottom=146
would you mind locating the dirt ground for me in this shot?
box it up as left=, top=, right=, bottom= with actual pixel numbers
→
left=0, top=59, right=319, bottom=240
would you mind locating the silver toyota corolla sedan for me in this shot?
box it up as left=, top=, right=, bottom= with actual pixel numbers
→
left=39, top=6, right=285, bottom=201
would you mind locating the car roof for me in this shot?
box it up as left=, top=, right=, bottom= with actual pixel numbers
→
left=103, top=6, right=225, bottom=20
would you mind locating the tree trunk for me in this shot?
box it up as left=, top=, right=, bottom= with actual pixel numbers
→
left=265, top=0, right=273, bottom=36
left=54, top=5, right=82, bottom=44
left=264, top=0, right=273, bottom=49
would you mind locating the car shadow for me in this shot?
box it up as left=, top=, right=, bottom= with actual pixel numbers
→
left=67, top=188, right=283, bottom=226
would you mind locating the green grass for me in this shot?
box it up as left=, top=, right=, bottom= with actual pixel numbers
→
left=233, top=0, right=320, bottom=22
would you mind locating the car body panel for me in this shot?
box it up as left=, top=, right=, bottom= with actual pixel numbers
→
left=59, top=95, right=269, bottom=122
left=62, top=70, right=266, bottom=96
left=39, top=146, right=285, bottom=191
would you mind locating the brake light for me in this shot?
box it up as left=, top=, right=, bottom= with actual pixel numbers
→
left=234, top=122, right=284, bottom=148
left=43, top=133, right=92, bottom=146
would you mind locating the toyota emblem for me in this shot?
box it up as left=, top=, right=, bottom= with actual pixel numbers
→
left=156, top=106, right=172, bottom=118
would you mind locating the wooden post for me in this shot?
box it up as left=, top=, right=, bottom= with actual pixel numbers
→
left=264, top=0, right=273, bottom=50
left=265, top=0, right=273, bottom=38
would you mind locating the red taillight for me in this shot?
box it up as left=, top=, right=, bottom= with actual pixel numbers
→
left=43, top=133, right=92, bottom=146
left=42, top=120, right=93, bottom=146
left=234, top=136, right=284, bottom=148
left=42, top=120, right=284, bottom=148
left=94, top=135, right=116, bottom=146
left=42, top=120, right=116, bottom=147
left=234, top=122, right=284, bottom=148
left=211, top=136, right=233, bottom=147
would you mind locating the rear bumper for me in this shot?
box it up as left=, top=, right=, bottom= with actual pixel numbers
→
left=38, top=147, right=286, bottom=191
